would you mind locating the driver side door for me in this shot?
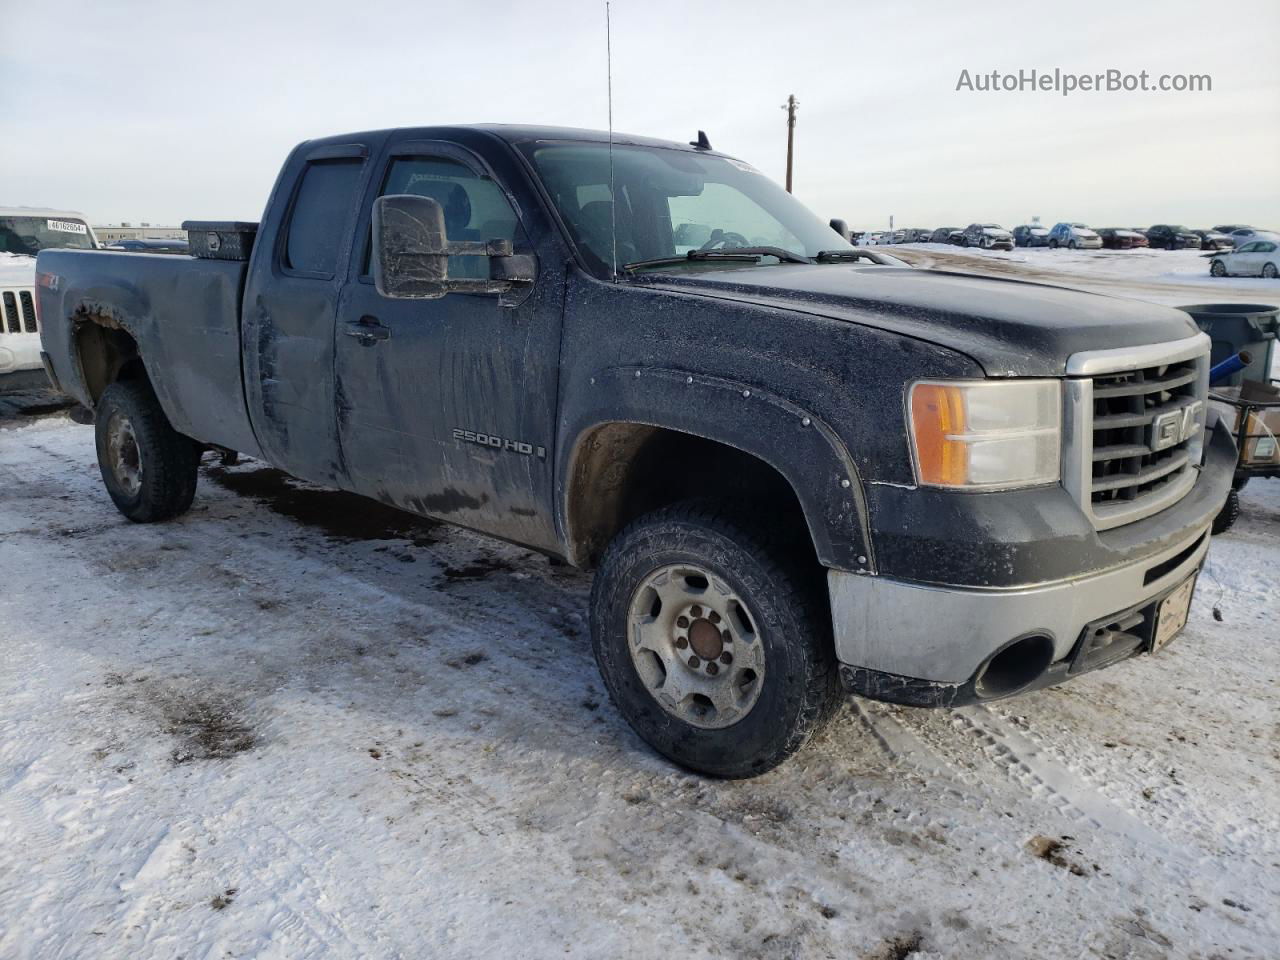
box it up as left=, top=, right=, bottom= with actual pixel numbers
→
left=333, top=139, right=564, bottom=553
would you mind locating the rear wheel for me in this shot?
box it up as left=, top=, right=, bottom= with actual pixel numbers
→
left=589, top=501, right=842, bottom=778
left=95, top=379, right=200, bottom=523
left=1263, top=262, right=1278, bottom=279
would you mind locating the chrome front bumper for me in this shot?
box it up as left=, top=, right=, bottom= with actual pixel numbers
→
left=828, top=518, right=1210, bottom=687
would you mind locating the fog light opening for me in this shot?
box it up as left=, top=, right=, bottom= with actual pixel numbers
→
left=974, top=634, right=1054, bottom=699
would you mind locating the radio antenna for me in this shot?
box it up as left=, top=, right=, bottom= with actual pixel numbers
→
left=606, top=0, right=618, bottom=281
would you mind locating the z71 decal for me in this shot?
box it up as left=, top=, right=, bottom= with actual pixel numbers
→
left=453, top=428, right=547, bottom=459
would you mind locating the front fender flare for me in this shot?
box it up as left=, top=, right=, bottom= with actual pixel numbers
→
left=559, top=365, right=874, bottom=572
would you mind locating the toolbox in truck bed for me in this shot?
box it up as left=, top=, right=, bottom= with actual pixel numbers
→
left=182, top=221, right=259, bottom=261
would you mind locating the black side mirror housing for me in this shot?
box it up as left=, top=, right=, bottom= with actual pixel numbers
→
left=372, top=194, right=449, bottom=299
left=829, top=218, right=851, bottom=242
left=373, top=194, right=537, bottom=301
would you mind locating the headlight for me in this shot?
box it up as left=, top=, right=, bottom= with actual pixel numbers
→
left=908, top=380, right=1062, bottom=489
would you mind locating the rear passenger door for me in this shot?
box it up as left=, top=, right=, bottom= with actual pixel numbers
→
left=243, top=141, right=374, bottom=485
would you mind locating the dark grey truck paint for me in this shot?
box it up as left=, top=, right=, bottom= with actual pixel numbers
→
left=37, top=125, right=1234, bottom=716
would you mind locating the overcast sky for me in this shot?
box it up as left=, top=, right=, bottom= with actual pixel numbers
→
left=2, top=0, right=1277, bottom=231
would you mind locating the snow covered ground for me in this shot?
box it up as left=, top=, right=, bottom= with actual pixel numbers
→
left=2, top=262, right=1279, bottom=959
left=888, top=245, right=1280, bottom=306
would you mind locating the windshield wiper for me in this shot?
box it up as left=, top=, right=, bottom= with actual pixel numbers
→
left=624, top=246, right=812, bottom=272
left=815, top=248, right=899, bottom=264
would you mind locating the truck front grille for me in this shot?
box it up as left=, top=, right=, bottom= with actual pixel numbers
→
left=1, top=289, right=37, bottom=335
left=1064, top=335, right=1210, bottom=530
left=1091, top=359, right=1201, bottom=505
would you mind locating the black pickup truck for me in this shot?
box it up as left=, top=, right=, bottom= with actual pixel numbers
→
left=36, top=125, right=1234, bottom=777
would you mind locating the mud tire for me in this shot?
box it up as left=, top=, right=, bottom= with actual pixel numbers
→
left=590, top=500, right=842, bottom=778
left=95, top=379, right=199, bottom=523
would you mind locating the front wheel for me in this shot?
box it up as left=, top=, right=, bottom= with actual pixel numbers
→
left=1211, top=488, right=1240, bottom=535
left=1210, top=259, right=1227, bottom=277
left=95, top=379, right=200, bottom=522
left=589, top=501, right=842, bottom=778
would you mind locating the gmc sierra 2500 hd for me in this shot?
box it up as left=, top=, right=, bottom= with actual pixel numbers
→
left=36, top=125, right=1234, bottom=777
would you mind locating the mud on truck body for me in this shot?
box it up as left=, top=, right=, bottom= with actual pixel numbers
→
left=36, top=126, right=1235, bottom=777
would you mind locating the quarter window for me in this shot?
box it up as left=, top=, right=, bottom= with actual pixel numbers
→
left=285, top=159, right=364, bottom=275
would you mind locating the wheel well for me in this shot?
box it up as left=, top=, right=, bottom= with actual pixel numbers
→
left=74, top=318, right=144, bottom=405
left=565, top=423, right=816, bottom=568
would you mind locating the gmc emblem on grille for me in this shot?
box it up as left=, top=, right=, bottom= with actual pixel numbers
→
left=1150, top=401, right=1203, bottom=452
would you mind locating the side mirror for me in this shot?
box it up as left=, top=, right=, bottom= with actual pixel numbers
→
left=829, top=218, right=851, bottom=242
left=372, top=194, right=449, bottom=299
left=373, top=193, right=537, bottom=301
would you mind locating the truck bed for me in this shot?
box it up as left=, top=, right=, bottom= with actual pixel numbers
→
left=36, top=248, right=262, bottom=458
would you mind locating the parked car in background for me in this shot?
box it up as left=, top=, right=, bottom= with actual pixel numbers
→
left=1047, top=222, right=1102, bottom=250
left=1191, top=229, right=1233, bottom=251
left=1097, top=228, right=1147, bottom=250
left=960, top=223, right=1013, bottom=250
left=860, top=231, right=885, bottom=245
left=883, top=229, right=906, bottom=245
left=1, top=207, right=99, bottom=378
left=1212, top=224, right=1253, bottom=236
left=1224, top=227, right=1279, bottom=249
left=929, top=227, right=960, bottom=244
left=1146, top=224, right=1203, bottom=250
left=106, top=238, right=191, bottom=254
left=901, top=228, right=933, bottom=244
left=1012, top=224, right=1050, bottom=247
left=1208, top=239, right=1280, bottom=278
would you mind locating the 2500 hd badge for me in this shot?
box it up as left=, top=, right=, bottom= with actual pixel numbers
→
left=453, top=428, right=547, bottom=459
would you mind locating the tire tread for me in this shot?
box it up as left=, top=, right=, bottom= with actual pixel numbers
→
left=95, top=379, right=199, bottom=523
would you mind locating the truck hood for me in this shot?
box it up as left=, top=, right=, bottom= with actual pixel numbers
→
left=645, top=264, right=1201, bottom=376
left=0, top=253, right=36, bottom=286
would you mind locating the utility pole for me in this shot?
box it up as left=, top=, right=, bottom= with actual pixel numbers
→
left=782, top=94, right=798, bottom=193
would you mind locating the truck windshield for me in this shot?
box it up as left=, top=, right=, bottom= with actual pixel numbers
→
left=0, top=216, right=94, bottom=255
left=520, top=141, right=853, bottom=275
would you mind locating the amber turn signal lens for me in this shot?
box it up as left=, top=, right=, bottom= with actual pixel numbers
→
left=908, top=379, right=1061, bottom=489
left=910, top=383, right=969, bottom=486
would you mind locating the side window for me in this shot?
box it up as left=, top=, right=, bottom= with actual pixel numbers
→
left=365, top=155, right=522, bottom=280
left=1258, top=242, right=1276, bottom=253
left=284, top=159, right=364, bottom=276
left=1237, top=242, right=1258, bottom=253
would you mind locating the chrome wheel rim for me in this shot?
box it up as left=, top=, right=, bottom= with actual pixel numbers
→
left=106, top=412, right=142, bottom=496
left=627, top=564, right=765, bottom=729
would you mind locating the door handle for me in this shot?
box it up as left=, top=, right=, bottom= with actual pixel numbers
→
left=343, top=317, right=390, bottom=345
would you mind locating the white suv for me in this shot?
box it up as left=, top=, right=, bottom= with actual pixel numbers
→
left=1047, top=222, right=1102, bottom=250
left=0, top=208, right=98, bottom=376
